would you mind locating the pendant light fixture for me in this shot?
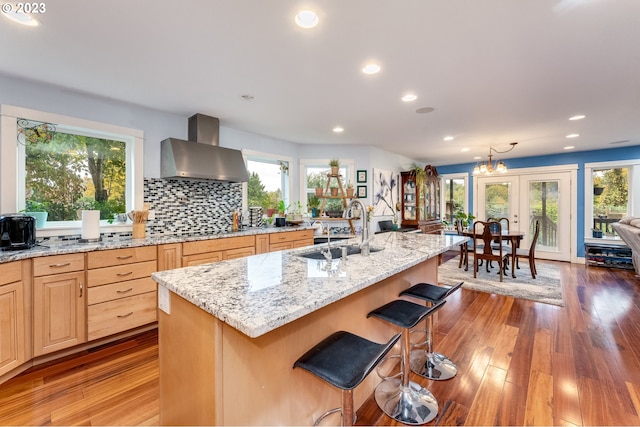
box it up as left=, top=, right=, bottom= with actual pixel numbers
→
left=473, top=142, right=518, bottom=175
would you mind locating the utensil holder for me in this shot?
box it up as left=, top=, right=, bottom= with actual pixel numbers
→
left=132, top=223, right=146, bottom=239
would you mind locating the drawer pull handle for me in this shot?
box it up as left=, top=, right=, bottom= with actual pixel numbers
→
left=116, top=271, right=133, bottom=277
left=79, top=282, right=83, bottom=297
left=117, top=312, right=133, bottom=318
left=117, top=255, right=133, bottom=260
left=50, top=262, right=71, bottom=268
left=116, top=288, right=133, bottom=294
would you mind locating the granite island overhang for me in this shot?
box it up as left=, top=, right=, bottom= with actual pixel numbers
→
left=151, top=232, right=467, bottom=425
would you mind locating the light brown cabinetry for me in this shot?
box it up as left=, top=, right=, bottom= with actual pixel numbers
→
left=182, top=235, right=255, bottom=266
left=33, top=254, right=86, bottom=356
left=86, top=247, right=157, bottom=341
left=158, top=243, right=182, bottom=271
left=0, top=261, right=26, bottom=376
left=269, top=230, right=314, bottom=251
left=255, top=235, right=269, bottom=254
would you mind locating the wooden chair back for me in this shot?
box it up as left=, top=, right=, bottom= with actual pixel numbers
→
left=488, top=217, right=510, bottom=232
left=473, top=220, right=503, bottom=257
left=529, top=220, right=541, bottom=257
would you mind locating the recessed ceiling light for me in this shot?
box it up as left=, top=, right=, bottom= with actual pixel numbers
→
left=294, top=10, right=319, bottom=28
left=566, top=133, right=579, bottom=138
left=332, top=126, right=344, bottom=133
left=1, top=9, right=39, bottom=26
left=362, top=64, right=381, bottom=75
left=240, top=94, right=255, bottom=101
left=473, top=156, right=482, bottom=160
left=569, top=114, right=586, bottom=121
left=402, top=94, right=417, bottom=102
left=461, top=148, right=470, bottom=152
left=415, top=107, right=434, bottom=114
left=443, top=136, right=454, bottom=141
left=564, top=146, right=575, bottom=150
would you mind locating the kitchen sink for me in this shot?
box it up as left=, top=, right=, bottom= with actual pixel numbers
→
left=298, top=245, right=383, bottom=259
left=313, top=236, right=349, bottom=245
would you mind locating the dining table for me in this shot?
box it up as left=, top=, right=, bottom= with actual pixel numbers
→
left=460, top=228, right=526, bottom=278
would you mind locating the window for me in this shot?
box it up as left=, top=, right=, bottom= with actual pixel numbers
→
left=245, top=152, right=291, bottom=213
left=1, top=104, right=143, bottom=234
left=441, top=173, right=468, bottom=223
left=22, top=120, right=127, bottom=221
left=585, top=160, right=639, bottom=241
left=301, top=159, right=354, bottom=214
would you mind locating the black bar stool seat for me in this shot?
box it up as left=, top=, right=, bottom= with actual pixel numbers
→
left=367, top=299, right=446, bottom=425
left=400, top=281, right=463, bottom=381
left=294, top=331, right=401, bottom=426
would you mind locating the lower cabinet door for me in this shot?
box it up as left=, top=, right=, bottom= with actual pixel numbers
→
left=87, top=292, right=157, bottom=341
left=33, top=271, right=86, bottom=356
left=0, top=281, right=25, bottom=376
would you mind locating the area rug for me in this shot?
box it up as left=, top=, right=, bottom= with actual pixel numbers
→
left=438, top=257, right=564, bottom=306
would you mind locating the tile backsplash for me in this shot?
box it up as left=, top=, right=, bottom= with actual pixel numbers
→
left=38, top=178, right=242, bottom=244
left=144, top=177, right=242, bottom=236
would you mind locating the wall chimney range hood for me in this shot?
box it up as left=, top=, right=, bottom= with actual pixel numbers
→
left=161, top=114, right=249, bottom=183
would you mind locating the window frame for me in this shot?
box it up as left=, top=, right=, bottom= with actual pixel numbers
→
left=242, top=149, right=293, bottom=212
left=584, top=159, right=639, bottom=244
left=440, top=172, right=469, bottom=223
left=0, top=104, right=144, bottom=236
left=299, top=158, right=355, bottom=211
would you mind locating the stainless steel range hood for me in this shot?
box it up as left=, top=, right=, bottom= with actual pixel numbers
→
left=161, top=114, right=249, bottom=182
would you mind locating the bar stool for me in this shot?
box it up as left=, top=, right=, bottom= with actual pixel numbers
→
left=294, top=331, right=401, bottom=426
left=400, top=281, right=464, bottom=381
left=367, top=299, right=446, bottom=425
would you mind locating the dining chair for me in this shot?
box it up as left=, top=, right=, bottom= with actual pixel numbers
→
left=513, top=220, right=540, bottom=278
left=456, top=219, right=483, bottom=271
left=473, top=220, right=510, bottom=282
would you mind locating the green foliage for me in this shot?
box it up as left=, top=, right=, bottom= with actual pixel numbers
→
left=594, top=168, right=628, bottom=217
left=307, top=195, right=320, bottom=209
left=247, top=172, right=282, bottom=211
left=455, top=211, right=476, bottom=227
left=329, top=158, right=340, bottom=167
left=25, top=129, right=126, bottom=221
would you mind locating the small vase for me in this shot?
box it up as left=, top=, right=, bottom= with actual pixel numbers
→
left=315, top=187, right=323, bottom=196
left=330, top=166, right=339, bottom=175
left=330, top=188, right=338, bottom=197
left=346, top=188, right=354, bottom=198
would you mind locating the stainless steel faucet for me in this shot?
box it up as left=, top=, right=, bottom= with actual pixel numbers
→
left=315, top=220, right=332, bottom=261
left=347, top=199, right=372, bottom=256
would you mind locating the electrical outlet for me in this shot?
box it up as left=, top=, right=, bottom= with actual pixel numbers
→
left=148, top=209, right=155, bottom=220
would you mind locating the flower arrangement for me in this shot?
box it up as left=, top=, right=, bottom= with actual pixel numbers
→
left=366, top=205, right=374, bottom=222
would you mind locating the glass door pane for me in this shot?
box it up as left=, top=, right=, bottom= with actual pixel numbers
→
left=528, top=181, right=559, bottom=252
left=484, top=182, right=512, bottom=221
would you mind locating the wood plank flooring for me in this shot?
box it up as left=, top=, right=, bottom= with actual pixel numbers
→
left=1, top=254, right=639, bottom=425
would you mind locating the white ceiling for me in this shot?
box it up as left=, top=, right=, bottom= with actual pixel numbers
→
left=1, top=0, right=639, bottom=165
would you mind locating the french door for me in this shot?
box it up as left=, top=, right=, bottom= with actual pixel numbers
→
left=476, top=171, right=573, bottom=261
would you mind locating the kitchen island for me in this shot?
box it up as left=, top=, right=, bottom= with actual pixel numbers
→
left=151, top=232, right=466, bottom=426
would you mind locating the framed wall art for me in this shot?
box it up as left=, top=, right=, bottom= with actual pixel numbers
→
left=356, top=170, right=367, bottom=183
left=357, top=185, right=367, bottom=198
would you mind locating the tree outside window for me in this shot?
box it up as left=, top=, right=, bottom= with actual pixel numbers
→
left=24, top=124, right=126, bottom=221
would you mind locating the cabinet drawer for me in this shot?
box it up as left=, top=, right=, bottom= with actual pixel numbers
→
left=87, top=292, right=157, bottom=341
left=0, top=261, right=21, bottom=285
left=183, top=236, right=255, bottom=256
left=88, top=260, right=157, bottom=287
left=33, top=253, right=85, bottom=277
left=269, top=230, right=313, bottom=244
left=270, top=242, right=294, bottom=252
left=87, top=246, right=157, bottom=269
left=293, top=239, right=313, bottom=248
left=223, top=247, right=255, bottom=260
left=182, top=252, right=223, bottom=267
left=88, top=277, right=157, bottom=305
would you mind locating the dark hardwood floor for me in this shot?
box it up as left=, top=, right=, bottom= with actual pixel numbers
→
left=1, top=254, right=639, bottom=426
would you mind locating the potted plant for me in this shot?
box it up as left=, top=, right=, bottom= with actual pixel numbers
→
left=308, top=195, right=320, bottom=218
left=277, top=200, right=286, bottom=216
left=24, top=200, right=48, bottom=228
left=455, top=211, right=476, bottom=229
left=329, top=158, right=340, bottom=175
left=330, top=184, right=339, bottom=197
left=287, top=201, right=304, bottom=222
left=346, top=181, right=355, bottom=198
left=315, top=186, right=324, bottom=197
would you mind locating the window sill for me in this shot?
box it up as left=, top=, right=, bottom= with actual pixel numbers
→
left=583, top=236, right=625, bottom=246
left=35, top=223, right=132, bottom=238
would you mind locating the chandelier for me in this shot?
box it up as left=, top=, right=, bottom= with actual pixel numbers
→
left=473, top=142, right=518, bottom=175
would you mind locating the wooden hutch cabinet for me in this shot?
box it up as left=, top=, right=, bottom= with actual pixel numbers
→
left=401, top=165, right=443, bottom=234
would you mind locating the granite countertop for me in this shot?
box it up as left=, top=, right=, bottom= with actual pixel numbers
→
left=0, top=225, right=316, bottom=264
left=152, top=232, right=468, bottom=338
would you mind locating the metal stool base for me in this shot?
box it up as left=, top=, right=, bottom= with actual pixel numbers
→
left=410, top=350, right=458, bottom=381
left=374, top=378, right=438, bottom=425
